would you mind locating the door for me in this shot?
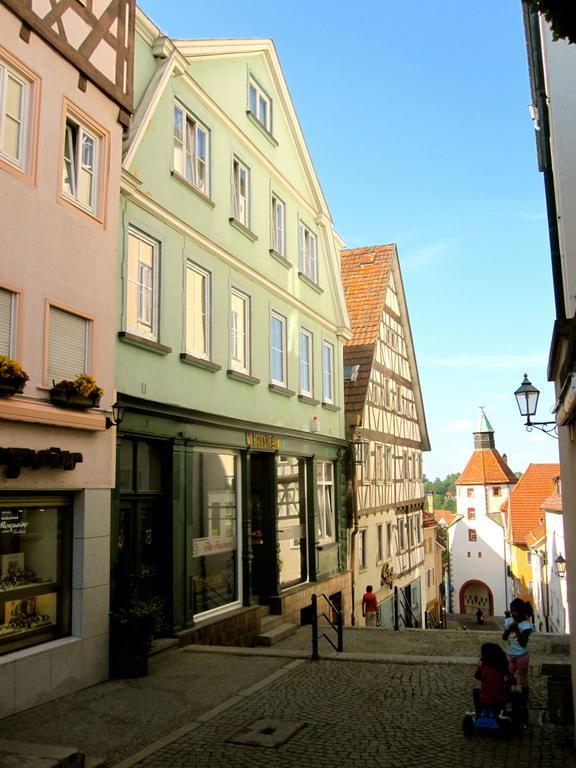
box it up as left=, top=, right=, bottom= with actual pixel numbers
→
left=249, top=452, right=276, bottom=598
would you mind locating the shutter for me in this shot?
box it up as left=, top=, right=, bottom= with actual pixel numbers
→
left=47, top=306, right=88, bottom=384
left=0, top=288, right=13, bottom=356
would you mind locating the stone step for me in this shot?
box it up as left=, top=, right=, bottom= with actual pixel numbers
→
left=84, top=758, right=106, bottom=768
left=0, top=741, right=82, bottom=768
left=257, top=622, right=298, bottom=646
left=259, top=613, right=284, bottom=633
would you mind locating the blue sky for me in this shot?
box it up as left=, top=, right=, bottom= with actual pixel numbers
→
left=139, top=0, right=561, bottom=479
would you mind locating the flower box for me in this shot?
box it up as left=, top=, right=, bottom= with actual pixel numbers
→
left=0, top=379, right=25, bottom=397
left=49, top=388, right=101, bottom=409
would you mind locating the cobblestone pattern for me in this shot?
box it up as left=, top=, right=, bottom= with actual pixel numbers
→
left=134, top=660, right=575, bottom=768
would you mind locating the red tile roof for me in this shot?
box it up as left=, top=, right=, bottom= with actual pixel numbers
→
left=540, top=492, right=562, bottom=513
left=507, top=463, right=561, bottom=546
left=456, top=449, right=518, bottom=485
left=433, top=509, right=458, bottom=527
left=422, top=510, right=438, bottom=528
left=340, top=245, right=394, bottom=417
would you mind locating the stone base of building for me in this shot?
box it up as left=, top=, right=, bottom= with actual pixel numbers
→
left=176, top=606, right=264, bottom=648
left=268, top=573, right=352, bottom=627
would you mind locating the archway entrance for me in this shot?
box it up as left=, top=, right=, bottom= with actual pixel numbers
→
left=459, top=580, right=493, bottom=615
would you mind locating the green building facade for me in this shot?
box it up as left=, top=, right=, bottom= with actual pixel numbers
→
left=113, top=11, right=352, bottom=640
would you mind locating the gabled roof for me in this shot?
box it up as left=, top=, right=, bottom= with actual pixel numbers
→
left=507, top=463, right=561, bottom=546
left=422, top=510, right=438, bottom=529
left=456, top=450, right=518, bottom=485
left=433, top=509, right=459, bottom=528
left=340, top=244, right=430, bottom=450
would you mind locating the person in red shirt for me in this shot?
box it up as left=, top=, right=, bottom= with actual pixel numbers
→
left=361, top=585, right=378, bottom=627
left=473, top=642, right=511, bottom=714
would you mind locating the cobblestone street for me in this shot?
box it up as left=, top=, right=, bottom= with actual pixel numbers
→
left=124, top=656, right=574, bottom=768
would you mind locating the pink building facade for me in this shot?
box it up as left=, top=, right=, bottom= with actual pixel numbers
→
left=0, top=0, right=133, bottom=714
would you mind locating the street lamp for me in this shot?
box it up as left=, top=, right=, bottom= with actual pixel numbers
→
left=555, top=554, right=567, bottom=579
left=351, top=436, right=369, bottom=466
left=105, top=402, right=126, bottom=430
left=514, top=374, right=558, bottom=438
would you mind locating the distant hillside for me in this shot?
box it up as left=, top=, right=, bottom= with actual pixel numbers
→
left=424, top=473, right=458, bottom=513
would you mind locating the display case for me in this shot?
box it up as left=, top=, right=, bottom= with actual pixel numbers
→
left=0, top=498, right=71, bottom=655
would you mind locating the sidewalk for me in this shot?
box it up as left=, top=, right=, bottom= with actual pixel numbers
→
left=0, top=627, right=573, bottom=767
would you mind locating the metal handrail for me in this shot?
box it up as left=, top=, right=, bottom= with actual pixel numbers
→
left=311, top=593, right=343, bottom=660
left=393, top=585, right=421, bottom=630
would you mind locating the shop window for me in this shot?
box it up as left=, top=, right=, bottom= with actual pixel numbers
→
left=0, top=497, right=72, bottom=656
left=191, top=452, right=239, bottom=616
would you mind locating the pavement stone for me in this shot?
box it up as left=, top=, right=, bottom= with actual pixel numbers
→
left=0, top=624, right=572, bottom=768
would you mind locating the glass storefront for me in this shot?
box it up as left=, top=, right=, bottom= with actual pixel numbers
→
left=0, top=497, right=71, bottom=655
left=276, top=455, right=308, bottom=588
left=190, top=451, right=240, bottom=616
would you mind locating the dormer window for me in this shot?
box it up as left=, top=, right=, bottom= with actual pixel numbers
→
left=248, top=78, right=271, bottom=133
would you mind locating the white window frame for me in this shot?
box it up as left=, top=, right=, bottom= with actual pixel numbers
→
left=358, top=528, right=367, bottom=570
left=126, top=228, right=159, bottom=341
left=316, top=461, right=335, bottom=545
left=62, top=111, right=102, bottom=215
left=298, top=222, right=317, bottom=282
left=299, top=328, right=313, bottom=397
left=186, top=262, right=211, bottom=360
left=0, top=286, right=17, bottom=357
left=271, top=193, right=285, bottom=256
left=0, top=57, right=31, bottom=172
left=229, top=288, right=250, bottom=374
left=322, top=340, right=334, bottom=404
left=173, top=103, right=209, bottom=195
left=232, top=157, right=250, bottom=227
left=270, top=311, right=287, bottom=386
left=46, top=303, right=90, bottom=385
left=248, top=77, right=271, bottom=132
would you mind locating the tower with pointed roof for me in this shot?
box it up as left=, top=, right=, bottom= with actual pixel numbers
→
left=449, top=411, right=517, bottom=616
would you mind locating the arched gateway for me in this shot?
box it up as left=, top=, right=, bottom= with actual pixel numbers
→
left=459, top=579, right=494, bottom=615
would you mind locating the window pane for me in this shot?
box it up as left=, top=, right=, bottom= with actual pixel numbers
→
left=230, top=291, right=247, bottom=370
left=191, top=453, right=238, bottom=614
left=48, top=306, right=88, bottom=383
left=271, top=315, right=284, bottom=383
left=0, top=288, right=14, bottom=357
left=186, top=266, right=208, bottom=357
left=127, top=231, right=156, bottom=338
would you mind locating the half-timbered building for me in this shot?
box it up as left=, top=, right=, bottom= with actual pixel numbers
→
left=341, top=245, right=430, bottom=627
left=0, top=0, right=134, bottom=712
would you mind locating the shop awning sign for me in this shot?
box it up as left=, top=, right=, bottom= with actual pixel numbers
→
left=245, top=432, right=280, bottom=450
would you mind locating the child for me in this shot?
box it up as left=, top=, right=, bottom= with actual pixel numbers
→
left=361, top=585, right=378, bottom=627
left=503, top=598, right=533, bottom=717
left=474, top=642, right=511, bottom=713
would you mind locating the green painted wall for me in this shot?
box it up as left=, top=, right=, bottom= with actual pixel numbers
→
left=118, top=27, right=348, bottom=440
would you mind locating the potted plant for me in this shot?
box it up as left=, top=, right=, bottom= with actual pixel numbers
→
left=0, top=355, right=29, bottom=397
left=49, top=373, right=103, bottom=409
left=109, top=595, right=165, bottom=678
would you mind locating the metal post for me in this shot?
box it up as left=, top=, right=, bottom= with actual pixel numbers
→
left=337, top=602, right=343, bottom=652
left=311, top=594, right=319, bottom=660
left=394, top=585, right=399, bottom=631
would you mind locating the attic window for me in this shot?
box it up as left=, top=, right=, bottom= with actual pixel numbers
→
left=248, top=77, right=272, bottom=133
left=344, top=364, right=360, bottom=382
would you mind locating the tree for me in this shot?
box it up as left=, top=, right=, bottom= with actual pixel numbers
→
left=528, top=0, right=576, bottom=44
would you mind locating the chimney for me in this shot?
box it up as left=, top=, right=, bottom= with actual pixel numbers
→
left=427, top=492, right=434, bottom=515
left=502, top=453, right=508, bottom=465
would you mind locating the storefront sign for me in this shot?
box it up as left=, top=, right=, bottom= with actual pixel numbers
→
left=245, top=432, right=280, bottom=450
left=0, top=447, right=83, bottom=479
left=193, top=536, right=235, bottom=557
left=0, top=510, right=29, bottom=535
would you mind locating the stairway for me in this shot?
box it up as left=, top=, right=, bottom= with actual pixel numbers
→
left=256, top=609, right=297, bottom=647
left=0, top=740, right=104, bottom=768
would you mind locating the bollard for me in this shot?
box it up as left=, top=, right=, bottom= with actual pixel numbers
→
left=548, top=675, right=574, bottom=725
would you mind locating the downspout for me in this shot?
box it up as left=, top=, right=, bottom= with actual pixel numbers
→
left=349, top=428, right=360, bottom=626
left=524, top=1, right=565, bottom=321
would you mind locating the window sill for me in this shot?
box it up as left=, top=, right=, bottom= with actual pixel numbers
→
left=269, top=383, right=295, bottom=398
left=298, top=271, right=323, bottom=293
left=322, top=401, right=340, bottom=412
left=118, top=332, right=172, bottom=355
left=180, top=353, right=221, bottom=372
left=227, top=369, right=260, bottom=385
left=269, top=249, right=291, bottom=269
left=229, top=217, right=258, bottom=242
left=246, top=111, right=279, bottom=146
left=298, top=394, right=320, bottom=406
left=170, top=170, right=215, bottom=208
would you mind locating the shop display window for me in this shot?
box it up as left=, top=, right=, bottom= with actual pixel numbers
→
left=190, top=451, right=240, bottom=616
left=0, top=498, right=71, bottom=655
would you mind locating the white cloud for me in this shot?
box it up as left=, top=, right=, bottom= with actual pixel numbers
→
left=441, top=419, right=472, bottom=433
left=425, top=353, right=547, bottom=370
left=401, top=242, right=449, bottom=272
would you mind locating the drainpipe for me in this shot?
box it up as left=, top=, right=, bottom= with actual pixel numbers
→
left=349, top=431, right=359, bottom=626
